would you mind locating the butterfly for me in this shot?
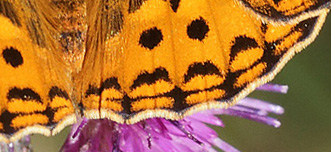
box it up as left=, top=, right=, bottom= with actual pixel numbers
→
left=0, top=0, right=330, bottom=143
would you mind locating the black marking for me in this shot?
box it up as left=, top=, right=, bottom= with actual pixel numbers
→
left=261, top=22, right=268, bottom=34
left=0, top=1, right=21, bottom=26
left=131, top=67, right=171, bottom=90
left=272, top=0, right=282, bottom=5
left=139, top=27, right=163, bottom=50
left=263, top=17, right=318, bottom=69
left=84, top=17, right=321, bottom=118
left=221, top=35, right=265, bottom=98
left=0, top=109, right=49, bottom=134
left=219, top=16, right=320, bottom=100
left=44, top=106, right=56, bottom=126
left=121, top=95, right=132, bottom=117
left=48, top=86, right=70, bottom=100
left=184, top=61, right=221, bottom=83
left=128, top=0, right=147, bottom=13
left=265, top=41, right=278, bottom=55
left=170, top=0, right=180, bottom=12
left=7, top=87, right=42, bottom=103
left=187, top=17, right=209, bottom=41
left=240, top=0, right=331, bottom=20
left=47, top=87, right=72, bottom=126
left=124, top=86, right=189, bottom=114
left=218, top=71, right=248, bottom=101
left=78, top=102, right=84, bottom=111
left=264, top=17, right=318, bottom=58
left=101, top=77, right=121, bottom=90
left=219, top=36, right=261, bottom=99
left=125, top=84, right=231, bottom=114
left=85, top=85, right=100, bottom=97
left=169, top=86, right=188, bottom=112
left=296, top=17, right=318, bottom=42
left=2, top=47, right=23, bottom=68
left=230, top=36, right=259, bottom=61
left=126, top=84, right=226, bottom=113
left=0, top=110, right=18, bottom=134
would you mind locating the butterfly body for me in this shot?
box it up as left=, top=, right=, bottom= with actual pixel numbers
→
left=0, top=0, right=330, bottom=143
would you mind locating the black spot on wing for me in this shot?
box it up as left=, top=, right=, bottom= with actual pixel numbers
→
left=170, top=0, right=180, bottom=12
left=85, top=85, right=100, bottom=97
left=187, top=17, right=209, bottom=41
left=130, top=67, right=170, bottom=90
left=101, top=77, right=121, bottom=90
left=48, top=86, right=70, bottom=101
left=184, top=61, right=221, bottom=83
left=0, top=1, right=21, bottom=26
left=2, top=47, right=23, bottom=68
left=139, top=27, right=163, bottom=50
left=230, top=36, right=259, bottom=61
left=7, top=87, right=42, bottom=103
left=128, top=0, right=147, bottom=13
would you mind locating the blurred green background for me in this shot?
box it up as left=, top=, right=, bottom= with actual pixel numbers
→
left=30, top=14, right=331, bottom=152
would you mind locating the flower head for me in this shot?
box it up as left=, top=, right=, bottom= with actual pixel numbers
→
left=61, top=84, right=287, bottom=152
left=0, top=136, right=31, bottom=152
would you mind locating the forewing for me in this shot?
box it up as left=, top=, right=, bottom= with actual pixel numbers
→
left=237, top=0, right=331, bottom=22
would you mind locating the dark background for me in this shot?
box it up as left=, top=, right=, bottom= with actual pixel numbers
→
left=31, top=14, right=331, bottom=152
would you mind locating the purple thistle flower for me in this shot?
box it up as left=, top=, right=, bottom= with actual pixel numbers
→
left=61, top=84, right=287, bottom=152
left=0, top=136, right=31, bottom=152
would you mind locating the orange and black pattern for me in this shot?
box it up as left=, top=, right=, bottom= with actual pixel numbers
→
left=77, top=0, right=330, bottom=124
left=81, top=15, right=322, bottom=118
left=239, top=0, right=331, bottom=20
left=0, top=86, right=73, bottom=134
left=0, top=0, right=75, bottom=142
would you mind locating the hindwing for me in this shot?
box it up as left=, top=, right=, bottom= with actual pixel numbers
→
left=76, top=0, right=331, bottom=124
